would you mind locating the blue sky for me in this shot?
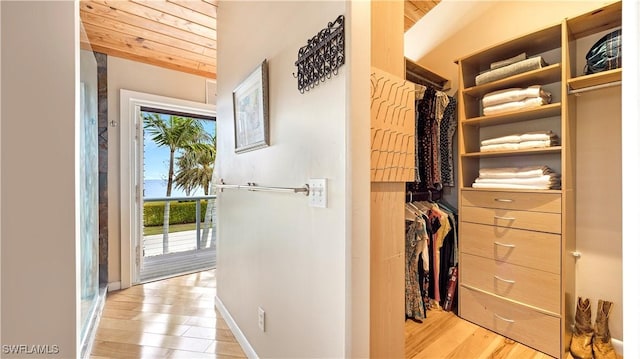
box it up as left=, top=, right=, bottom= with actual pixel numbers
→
left=143, top=112, right=216, bottom=181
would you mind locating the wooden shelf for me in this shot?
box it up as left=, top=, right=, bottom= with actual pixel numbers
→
left=567, top=1, right=622, bottom=39
left=568, top=68, right=621, bottom=92
left=463, top=64, right=562, bottom=98
left=457, top=25, right=561, bottom=70
left=462, top=146, right=562, bottom=158
left=462, top=103, right=562, bottom=127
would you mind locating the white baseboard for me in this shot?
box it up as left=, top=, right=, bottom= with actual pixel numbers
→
left=107, top=281, right=121, bottom=292
left=612, top=338, right=623, bottom=356
left=215, top=296, right=258, bottom=359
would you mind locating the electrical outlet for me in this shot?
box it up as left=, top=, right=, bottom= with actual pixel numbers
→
left=258, top=307, right=265, bottom=332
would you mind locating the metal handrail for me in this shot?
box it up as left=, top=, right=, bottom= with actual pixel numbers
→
left=217, top=181, right=309, bottom=196
left=143, top=195, right=217, bottom=202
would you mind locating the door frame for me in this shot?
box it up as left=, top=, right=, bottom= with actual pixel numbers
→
left=119, top=89, right=216, bottom=288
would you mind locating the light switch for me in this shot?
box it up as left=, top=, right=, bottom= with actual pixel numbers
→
left=308, top=178, right=327, bottom=208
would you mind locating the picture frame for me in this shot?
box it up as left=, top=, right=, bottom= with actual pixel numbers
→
left=233, top=59, right=269, bottom=153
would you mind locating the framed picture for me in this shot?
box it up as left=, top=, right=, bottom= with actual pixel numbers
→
left=233, top=59, right=269, bottom=153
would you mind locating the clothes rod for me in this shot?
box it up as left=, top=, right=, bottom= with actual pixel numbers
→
left=406, top=69, right=450, bottom=91
left=217, top=181, right=309, bottom=196
left=568, top=80, right=621, bottom=95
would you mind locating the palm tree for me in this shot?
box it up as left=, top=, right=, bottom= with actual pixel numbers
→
left=144, top=113, right=208, bottom=254
left=174, top=138, right=216, bottom=196
left=175, top=138, right=216, bottom=248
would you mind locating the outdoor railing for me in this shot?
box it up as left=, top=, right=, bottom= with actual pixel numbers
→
left=143, top=195, right=217, bottom=252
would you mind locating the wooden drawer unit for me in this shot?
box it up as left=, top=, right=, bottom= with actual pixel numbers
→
left=460, top=286, right=561, bottom=358
left=460, top=206, right=561, bottom=234
left=459, top=222, right=561, bottom=274
left=461, top=190, right=562, bottom=213
left=460, top=253, right=560, bottom=313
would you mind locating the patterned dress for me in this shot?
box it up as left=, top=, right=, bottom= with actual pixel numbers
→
left=439, top=96, right=458, bottom=187
left=405, top=218, right=428, bottom=319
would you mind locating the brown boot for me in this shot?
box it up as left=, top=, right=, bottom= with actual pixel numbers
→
left=593, top=300, right=617, bottom=359
left=570, top=297, right=594, bottom=359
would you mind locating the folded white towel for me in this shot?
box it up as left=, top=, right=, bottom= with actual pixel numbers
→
left=483, top=96, right=551, bottom=116
left=516, top=166, right=554, bottom=178
left=472, top=183, right=559, bottom=190
left=479, top=165, right=554, bottom=179
left=517, top=140, right=556, bottom=150
left=520, top=130, right=557, bottom=142
left=482, top=85, right=546, bottom=108
left=475, top=174, right=559, bottom=186
left=480, top=143, right=520, bottom=152
left=481, top=135, right=522, bottom=146
left=481, top=131, right=558, bottom=147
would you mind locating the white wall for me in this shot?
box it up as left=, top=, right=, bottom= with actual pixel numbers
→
left=106, top=56, right=210, bottom=284
left=405, top=0, right=623, bottom=342
left=1, top=1, right=80, bottom=357
left=0, top=0, right=3, bottom=344
left=216, top=1, right=349, bottom=357
left=621, top=2, right=640, bottom=357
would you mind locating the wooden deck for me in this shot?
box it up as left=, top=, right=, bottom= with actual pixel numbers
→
left=141, top=228, right=216, bottom=283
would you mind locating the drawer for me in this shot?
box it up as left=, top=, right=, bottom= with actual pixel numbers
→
left=461, top=190, right=561, bottom=213
left=460, top=206, right=561, bottom=234
left=459, top=222, right=561, bottom=273
left=460, top=253, right=560, bottom=313
left=460, top=286, right=560, bottom=358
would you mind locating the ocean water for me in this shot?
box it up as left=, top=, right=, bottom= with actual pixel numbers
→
left=143, top=179, right=206, bottom=199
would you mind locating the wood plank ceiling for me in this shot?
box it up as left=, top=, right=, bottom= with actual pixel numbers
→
left=80, top=0, right=217, bottom=79
left=79, top=0, right=437, bottom=80
left=405, top=0, right=441, bottom=32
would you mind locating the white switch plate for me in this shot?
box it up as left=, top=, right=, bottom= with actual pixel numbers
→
left=308, top=178, right=327, bottom=208
left=258, top=306, right=265, bottom=332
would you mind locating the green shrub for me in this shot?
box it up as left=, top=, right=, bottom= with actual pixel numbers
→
left=143, top=200, right=209, bottom=226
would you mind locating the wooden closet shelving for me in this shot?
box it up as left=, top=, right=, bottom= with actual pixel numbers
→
left=456, top=2, right=621, bottom=358
left=463, top=63, right=562, bottom=98
left=566, top=1, right=622, bottom=92
left=461, top=146, right=562, bottom=158
left=462, top=103, right=562, bottom=127
left=567, top=68, right=621, bottom=91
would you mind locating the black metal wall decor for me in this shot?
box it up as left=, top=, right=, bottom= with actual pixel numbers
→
left=294, top=15, right=345, bottom=94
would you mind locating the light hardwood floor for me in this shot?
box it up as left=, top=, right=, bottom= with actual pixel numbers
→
left=90, top=269, right=246, bottom=359
left=405, top=309, right=554, bottom=358
left=406, top=309, right=622, bottom=359
left=92, top=270, right=620, bottom=359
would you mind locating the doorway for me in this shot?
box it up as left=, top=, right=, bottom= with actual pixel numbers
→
left=120, top=90, right=217, bottom=287
left=139, top=108, right=217, bottom=282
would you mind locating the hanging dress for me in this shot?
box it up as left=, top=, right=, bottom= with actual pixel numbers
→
left=405, top=218, right=427, bottom=319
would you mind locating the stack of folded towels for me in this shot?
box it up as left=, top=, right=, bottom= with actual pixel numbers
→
left=475, top=53, right=548, bottom=86
left=480, top=130, right=560, bottom=152
left=482, top=85, right=552, bottom=116
left=472, top=165, right=561, bottom=190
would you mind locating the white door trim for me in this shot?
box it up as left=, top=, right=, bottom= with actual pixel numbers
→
left=119, top=89, right=216, bottom=289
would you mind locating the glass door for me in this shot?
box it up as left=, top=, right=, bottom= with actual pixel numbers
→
left=138, top=109, right=217, bottom=282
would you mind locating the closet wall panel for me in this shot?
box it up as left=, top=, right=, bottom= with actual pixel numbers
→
left=370, top=1, right=406, bottom=358
left=574, top=87, right=622, bottom=340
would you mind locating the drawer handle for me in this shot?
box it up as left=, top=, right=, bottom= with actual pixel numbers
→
left=494, top=241, right=516, bottom=248
left=494, top=313, right=515, bottom=323
left=494, top=275, right=516, bottom=284
left=494, top=215, right=516, bottom=221
left=494, top=198, right=514, bottom=203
